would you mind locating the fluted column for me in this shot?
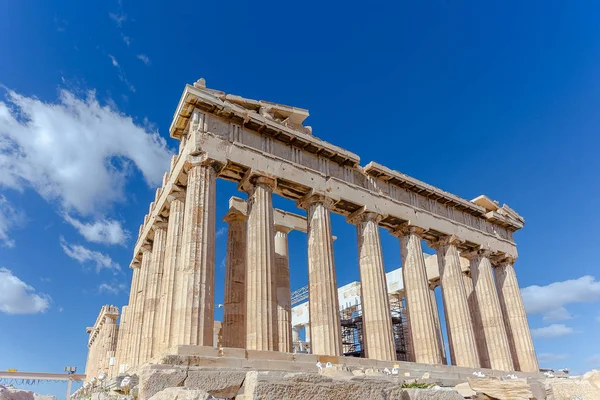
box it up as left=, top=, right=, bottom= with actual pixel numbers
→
left=141, top=223, right=167, bottom=362
left=494, top=258, right=539, bottom=372
left=429, top=285, right=448, bottom=365
left=465, top=249, right=514, bottom=371
left=120, top=260, right=140, bottom=370
left=159, top=191, right=185, bottom=352
left=300, top=194, right=342, bottom=356
left=275, top=228, right=293, bottom=353
left=431, top=237, right=480, bottom=368
left=222, top=210, right=247, bottom=348
left=178, top=155, right=217, bottom=346
left=349, top=212, right=395, bottom=361
left=245, top=176, right=278, bottom=350
left=132, top=248, right=151, bottom=366
left=461, top=270, right=487, bottom=367
left=113, top=305, right=128, bottom=373
left=393, top=225, right=442, bottom=364
left=103, top=317, right=119, bottom=378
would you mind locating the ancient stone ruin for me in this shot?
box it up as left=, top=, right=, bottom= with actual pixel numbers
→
left=80, top=79, right=548, bottom=399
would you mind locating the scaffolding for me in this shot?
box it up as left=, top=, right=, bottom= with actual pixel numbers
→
left=339, top=293, right=410, bottom=361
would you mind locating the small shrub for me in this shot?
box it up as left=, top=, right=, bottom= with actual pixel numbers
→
left=400, top=380, right=435, bottom=389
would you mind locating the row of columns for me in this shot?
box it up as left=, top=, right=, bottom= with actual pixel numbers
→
left=221, top=177, right=537, bottom=372
left=114, top=154, right=537, bottom=373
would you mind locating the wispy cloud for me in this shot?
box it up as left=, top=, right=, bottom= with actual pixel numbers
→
left=60, top=239, right=121, bottom=273
left=216, top=226, right=226, bottom=238
left=136, top=54, right=150, bottom=66
left=98, top=282, right=127, bottom=295
left=522, top=276, right=600, bottom=321
left=531, top=324, right=576, bottom=339
left=109, top=12, right=127, bottom=27
left=121, top=34, right=131, bottom=46
left=0, top=195, right=25, bottom=248
left=0, top=268, right=51, bottom=314
left=64, top=215, right=129, bottom=246
left=537, top=353, right=568, bottom=365
left=108, top=54, right=135, bottom=92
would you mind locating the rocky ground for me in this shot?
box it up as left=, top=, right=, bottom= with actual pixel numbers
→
left=71, top=367, right=600, bottom=400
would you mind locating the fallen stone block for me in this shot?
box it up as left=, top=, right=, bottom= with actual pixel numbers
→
left=544, top=377, right=600, bottom=400
left=147, top=387, right=212, bottom=400
left=138, top=365, right=188, bottom=400
left=184, top=369, right=246, bottom=398
left=453, top=382, right=476, bottom=398
left=583, top=369, right=600, bottom=390
left=468, top=376, right=533, bottom=400
left=399, top=388, right=465, bottom=400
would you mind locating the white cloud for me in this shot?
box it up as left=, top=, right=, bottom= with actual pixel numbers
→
left=0, top=88, right=172, bottom=216
left=60, top=239, right=120, bottom=273
left=137, top=54, right=150, bottom=66
left=531, top=324, right=575, bottom=339
left=98, top=282, right=126, bottom=295
left=216, top=227, right=226, bottom=238
left=64, top=215, right=129, bottom=245
left=542, top=307, right=573, bottom=322
left=521, top=276, right=600, bottom=321
left=121, top=34, right=131, bottom=46
left=0, top=268, right=51, bottom=314
left=0, top=195, right=25, bottom=247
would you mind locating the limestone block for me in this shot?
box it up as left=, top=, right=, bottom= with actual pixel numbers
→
left=147, top=387, right=211, bottom=400
left=397, top=389, right=465, bottom=400
left=242, top=370, right=401, bottom=400
left=467, top=377, right=533, bottom=400
left=184, top=369, right=246, bottom=398
left=137, top=366, right=188, bottom=400
left=583, top=369, right=600, bottom=390
left=544, top=377, right=600, bottom=400
left=453, top=382, right=476, bottom=397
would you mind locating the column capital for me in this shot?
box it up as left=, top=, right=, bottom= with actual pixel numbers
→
left=297, top=193, right=335, bottom=211
left=152, top=217, right=168, bottom=232
left=140, top=241, right=153, bottom=254
left=223, top=209, right=247, bottom=223
left=240, top=173, right=277, bottom=194
left=427, top=234, right=463, bottom=250
left=275, top=226, right=292, bottom=235
left=167, top=186, right=186, bottom=204
left=186, top=152, right=223, bottom=173
left=346, top=207, right=382, bottom=225
left=461, top=247, right=493, bottom=261
left=129, top=259, right=141, bottom=269
left=490, top=253, right=517, bottom=267
left=389, top=223, right=425, bottom=238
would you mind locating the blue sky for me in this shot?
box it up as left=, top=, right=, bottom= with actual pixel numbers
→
left=1, top=0, right=600, bottom=396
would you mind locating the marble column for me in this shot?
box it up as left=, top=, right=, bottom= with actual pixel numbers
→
left=121, top=261, right=139, bottom=369
left=141, top=223, right=167, bottom=362
left=466, top=249, right=514, bottom=371
left=461, top=270, right=487, bottom=367
left=178, top=156, right=217, bottom=346
left=159, top=191, right=186, bottom=352
left=429, top=285, right=448, bottom=365
left=245, top=176, right=278, bottom=351
left=275, top=228, right=293, bottom=353
left=432, top=237, right=480, bottom=368
left=222, top=210, right=247, bottom=348
left=494, top=258, right=539, bottom=372
left=301, top=194, right=342, bottom=356
left=133, top=248, right=151, bottom=366
left=394, top=226, right=443, bottom=364
left=113, top=305, right=128, bottom=373
left=350, top=212, right=395, bottom=361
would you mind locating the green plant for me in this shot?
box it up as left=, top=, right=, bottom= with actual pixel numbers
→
left=400, top=380, right=435, bottom=389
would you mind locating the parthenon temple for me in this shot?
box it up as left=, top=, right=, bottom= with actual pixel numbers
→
left=83, top=78, right=538, bottom=386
